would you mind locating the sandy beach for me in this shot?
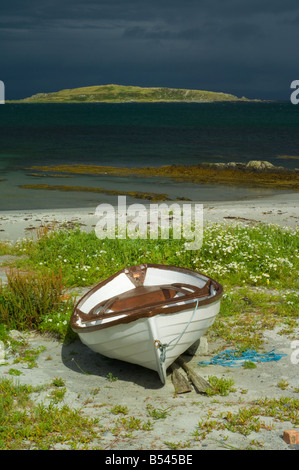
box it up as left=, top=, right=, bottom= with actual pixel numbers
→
left=0, top=191, right=298, bottom=243
left=0, top=191, right=298, bottom=451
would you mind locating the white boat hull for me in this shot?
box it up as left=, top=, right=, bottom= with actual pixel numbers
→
left=71, top=264, right=223, bottom=384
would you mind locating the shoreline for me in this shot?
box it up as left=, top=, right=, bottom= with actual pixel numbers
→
left=2, top=159, right=298, bottom=212
left=0, top=191, right=298, bottom=243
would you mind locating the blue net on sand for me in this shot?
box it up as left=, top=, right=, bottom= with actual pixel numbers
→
left=197, top=348, right=287, bottom=367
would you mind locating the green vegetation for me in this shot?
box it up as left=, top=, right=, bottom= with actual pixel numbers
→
left=164, top=440, right=191, bottom=450
left=146, top=404, right=172, bottom=420
left=111, top=416, right=153, bottom=436
left=223, top=397, right=299, bottom=434
left=9, top=222, right=298, bottom=290
left=0, top=268, right=74, bottom=338
left=110, top=405, right=129, bottom=415
left=0, top=220, right=298, bottom=449
left=0, top=378, right=102, bottom=449
left=206, top=376, right=236, bottom=397
left=12, top=344, right=46, bottom=369
left=12, top=84, right=250, bottom=103
left=106, top=372, right=118, bottom=382
left=192, top=397, right=299, bottom=443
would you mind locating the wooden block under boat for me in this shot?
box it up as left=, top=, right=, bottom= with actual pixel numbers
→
left=170, top=364, right=192, bottom=394
left=176, top=356, right=210, bottom=393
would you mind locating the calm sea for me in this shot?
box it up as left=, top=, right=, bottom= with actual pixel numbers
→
left=0, top=101, right=298, bottom=210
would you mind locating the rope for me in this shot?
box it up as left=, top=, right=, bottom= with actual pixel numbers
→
left=157, top=299, right=200, bottom=364
left=197, top=348, right=287, bottom=367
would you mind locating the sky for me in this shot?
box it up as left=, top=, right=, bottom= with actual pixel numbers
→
left=1, top=0, right=299, bottom=100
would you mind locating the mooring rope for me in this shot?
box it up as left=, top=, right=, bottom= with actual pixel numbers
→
left=156, top=298, right=200, bottom=364
left=197, top=348, right=287, bottom=367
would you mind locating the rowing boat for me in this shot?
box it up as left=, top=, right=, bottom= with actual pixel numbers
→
left=70, top=264, right=223, bottom=384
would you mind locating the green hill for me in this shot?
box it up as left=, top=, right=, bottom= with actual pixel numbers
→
left=14, top=84, right=251, bottom=103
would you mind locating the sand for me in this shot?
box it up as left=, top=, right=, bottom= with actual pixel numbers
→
left=0, top=191, right=298, bottom=243
left=0, top=191, right=298, bottom=451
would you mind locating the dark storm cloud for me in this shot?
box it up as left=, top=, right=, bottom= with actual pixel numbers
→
left=1, top=0, right=299, bottom=99
left=1, top=0, right=299, bottom=29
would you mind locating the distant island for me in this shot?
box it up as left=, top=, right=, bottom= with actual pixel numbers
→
left=11, top=84, right=257, bottom=103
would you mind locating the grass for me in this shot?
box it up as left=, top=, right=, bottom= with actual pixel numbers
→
left=206, top=376, right=236, bottom=397
left=164, top=440, right=191, bottom=450
left=146, top=404, right=172, bottom=420
left=110, top=405, right=129, bottom=415
left=0, top=268, right=74, bottom=340
left=7, top=222, right=299, bottom=290
left=192, top=396, right=299, bottom=442
left=106, top=372, right=118, bottom=382
left=12, top=345, right=46, bottom=369
left=0, top=377, right=103, bottom=450
left=222, top=397, right=299, bottom=434
left=12, top=84, right=248, bottom=103
left=111, top=416, right=153, bottom=437
left=223, top=407, right=268, bottom=435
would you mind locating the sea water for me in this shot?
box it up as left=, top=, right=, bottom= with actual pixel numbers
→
left=0, top=102, right=298, bottom=210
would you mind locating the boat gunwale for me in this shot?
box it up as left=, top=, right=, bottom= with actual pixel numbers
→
left=70, top=264, right=223, bottom=333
